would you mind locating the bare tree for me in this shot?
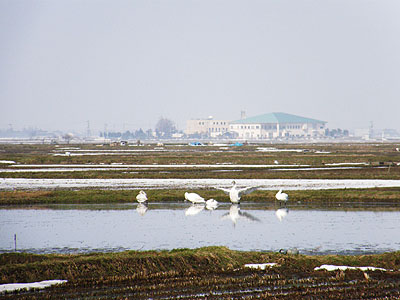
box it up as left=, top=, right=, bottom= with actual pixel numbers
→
left=155, top=117, right=176, bottom=138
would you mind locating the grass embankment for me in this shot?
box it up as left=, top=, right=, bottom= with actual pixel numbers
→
left=1, top=247, right=400, bottom=299
left=1, top=188, right=400, bottom=206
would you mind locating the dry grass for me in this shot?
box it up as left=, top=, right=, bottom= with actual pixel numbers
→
left=1, top=247, right=400, bottom=299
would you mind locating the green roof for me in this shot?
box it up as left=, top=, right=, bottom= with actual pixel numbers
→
left=231, top=112, right=326, bottom=124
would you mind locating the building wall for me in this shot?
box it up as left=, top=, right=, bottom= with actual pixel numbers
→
left=230, top=122, right=325, bottom=139
left=186, top=119, right=230, bottom=137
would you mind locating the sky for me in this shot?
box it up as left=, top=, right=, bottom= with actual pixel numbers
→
left=1, top=0, right=400, bottom=133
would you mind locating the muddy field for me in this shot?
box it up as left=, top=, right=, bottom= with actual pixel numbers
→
left=0, top=143, right=400, bottom=180
left=1, top=142, right=400, bottom=299
left=1, top=247, right=400, bottom=299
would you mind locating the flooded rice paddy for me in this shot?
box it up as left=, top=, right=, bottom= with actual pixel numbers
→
left=1, top=202, right=399, bottom=255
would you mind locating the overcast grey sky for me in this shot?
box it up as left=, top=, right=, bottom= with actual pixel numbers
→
left=1, top=0, right=399, bottom=133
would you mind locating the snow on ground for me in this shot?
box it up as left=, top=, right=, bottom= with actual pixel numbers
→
left=256, top=147, right=304, bottom=152
left=0, top=280, right=67, bottom=293
left=8, top=164, right=310, bottom=169
left=314, top=265, right=388, bottom=272
left=1, top=178, right=400, bottom=191
left=271, top=166, right=384, bottom=172
left=325, top=162, right=369, bottom=166
left=2, top=165, right=383, bottom=173
left=0, top=161, right=16, bottom=164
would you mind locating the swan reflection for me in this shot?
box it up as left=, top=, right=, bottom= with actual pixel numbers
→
left=185, top=199, right=219, bottom=216
left=136, top=203, right=148, bottom=216
left=185, top=204, right=205, bottom=216
left=221, top=204, right=260, bottom=225
left=275, top=207, right=289, bottom=221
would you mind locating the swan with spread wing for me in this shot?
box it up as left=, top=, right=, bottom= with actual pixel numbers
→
left=215, top=180, right=260, bottom=203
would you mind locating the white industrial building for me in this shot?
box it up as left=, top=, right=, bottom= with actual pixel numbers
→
left=185, top=112, right=326, bottom=139
left=229, top=112, right=326, bottom=139
left=185, top=117, right=230, bottom=137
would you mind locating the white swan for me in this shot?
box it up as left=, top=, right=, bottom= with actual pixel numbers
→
left=275, top=207, right=289, bottom=221
left=275, top=189, right=289, bottom=202
left=184, top=192, right=205, bottom=204
left=215, top=181, right=259, bottom=203
left=205, top=199, right=219, bottom=210
left=136, top=190, right=148, bottom=203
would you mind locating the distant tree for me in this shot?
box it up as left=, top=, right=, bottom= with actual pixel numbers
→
left=146, top=129, right=153, bottom=139
left=122, top=131, right=132, bottom=140
left=155, top=117, right=176, bottom=138
left=63, top=133, right=74, bottom=144
left=135, top=128, right=147, bottom=140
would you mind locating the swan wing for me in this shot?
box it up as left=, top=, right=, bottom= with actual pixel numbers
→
left=237, top=186, right=259, bottom=197
left=215, top=187, right=231, bottom=195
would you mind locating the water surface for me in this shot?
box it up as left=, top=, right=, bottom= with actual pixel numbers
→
left=1, top=203, right=399, bottom=255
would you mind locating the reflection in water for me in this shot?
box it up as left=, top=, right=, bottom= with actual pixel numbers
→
left=185, top=199, right=219, bottom=216
left=221, top=204, right=260, bottom=225
left=275, top=208, right=289, bottom=221
left=185, top=204, right=205, bottom=216
left=136, top=203, right=148, bottom=216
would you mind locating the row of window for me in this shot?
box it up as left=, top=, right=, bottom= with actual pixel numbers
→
left=208, top=127, right=227, bottom=132
left=231, top=124, right=303, bottom=130
left=198, top=121, right=227, bottom=125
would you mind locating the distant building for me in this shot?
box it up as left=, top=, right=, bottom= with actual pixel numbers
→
left=185, top=117, right=230, bottom=137
left=229, top=112, right=326, bottom=139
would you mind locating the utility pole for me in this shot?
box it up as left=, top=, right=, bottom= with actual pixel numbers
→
left=369, top=121, right=374, bottom=140
left=104, top=123, right=108, bottom=141
left=86, top=121, right=91, bottom=138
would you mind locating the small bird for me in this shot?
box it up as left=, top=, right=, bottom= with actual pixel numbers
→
left=275, top=189, right=289, bottom=202
left=184, top=192, right=205, bottom=204
left=136, top=190, right=148, bottom=203
left=215, top=181, right=259, bottom=204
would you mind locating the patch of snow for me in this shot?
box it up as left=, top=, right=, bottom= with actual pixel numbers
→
left=257, top=147, right=304, bottom=152
left=9, top=164, right=310, bottom=169
left=314, top=264, right=388, bottom=272
left=211, top=170, right=243, bottom=172
left=245, top=263, right=277, bottom=270
left=325, top=163, right=369, bottom=166
left=271, top=166, right=374, bottom=171
left=0, top=160, right=16, bottom=164
left=0, top=280, right=67, bottom=293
